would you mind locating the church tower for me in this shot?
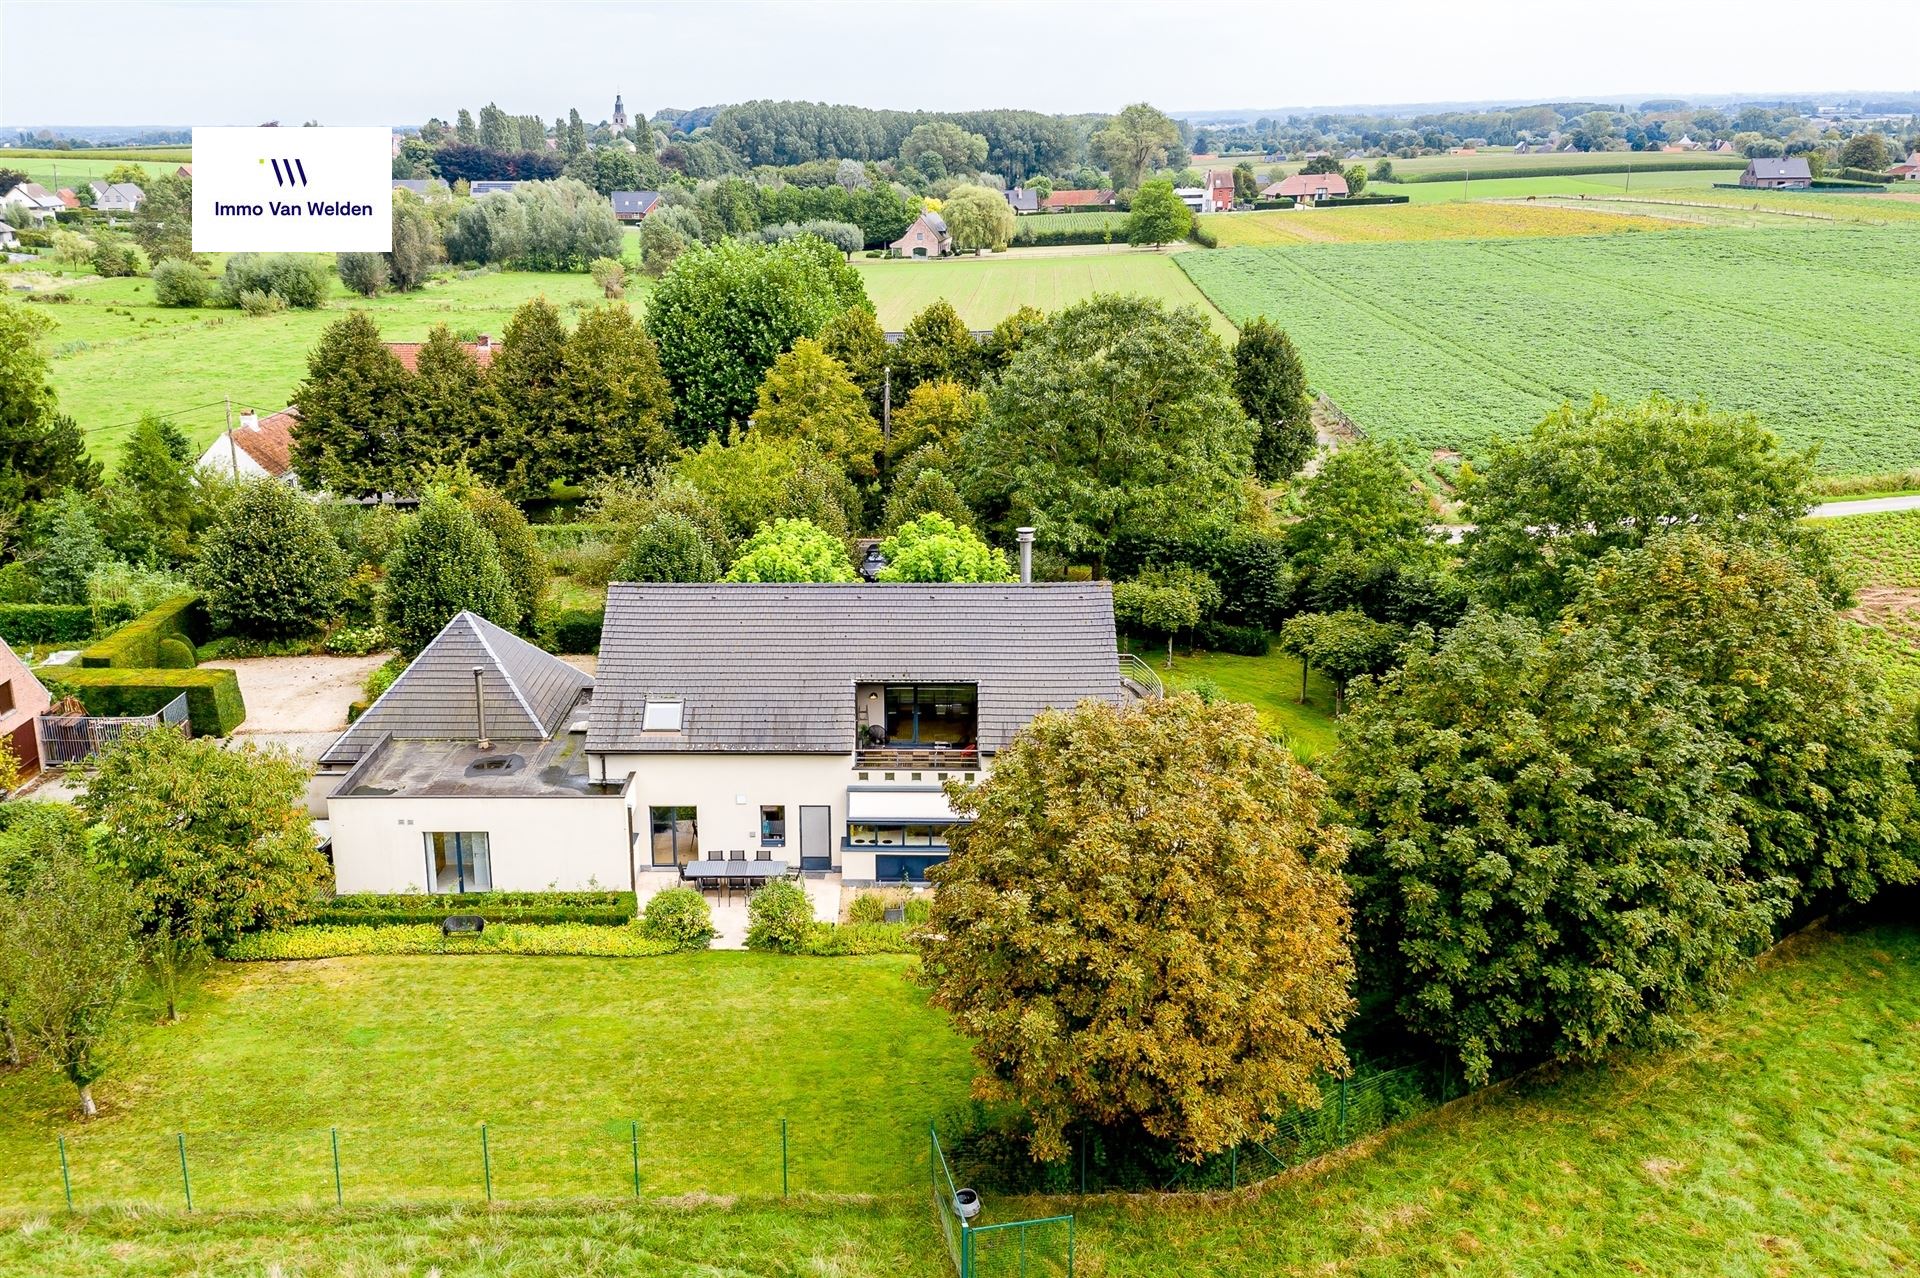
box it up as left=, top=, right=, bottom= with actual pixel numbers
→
left=612, top=93, right=627, bottom=130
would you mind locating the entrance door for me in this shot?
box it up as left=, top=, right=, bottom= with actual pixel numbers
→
left=799, top=805, right=832, bottom=871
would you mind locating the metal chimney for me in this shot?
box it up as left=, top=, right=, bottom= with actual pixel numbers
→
left=472, top=666, right=491, bottom=750
left=1016, top=527, right=1035, bottom=583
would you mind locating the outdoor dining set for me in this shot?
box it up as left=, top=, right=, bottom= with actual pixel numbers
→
left=679, top=850, right=796, bottom=898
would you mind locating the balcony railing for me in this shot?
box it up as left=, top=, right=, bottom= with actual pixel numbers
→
left=855, top=744, right=980, bottom=770
left=1119, top=652, right=1164, bottom=699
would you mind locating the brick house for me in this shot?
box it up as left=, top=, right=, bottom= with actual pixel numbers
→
left=890, top=210, right=950, bottom=258
left=1267, top=171, right=1351, bottom=204
left=0, top=639, right=52, bottom=787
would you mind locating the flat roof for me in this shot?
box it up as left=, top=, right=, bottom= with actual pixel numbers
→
left=333, top=733, right=611, bottom=799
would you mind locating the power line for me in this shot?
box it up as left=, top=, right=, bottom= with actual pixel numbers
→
left=74, top=398, right=236, bottom=437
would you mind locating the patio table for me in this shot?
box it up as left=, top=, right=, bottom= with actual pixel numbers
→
left=681, top=860, right=789, bottom=890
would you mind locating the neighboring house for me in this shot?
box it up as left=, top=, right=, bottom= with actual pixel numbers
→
left=1042, top=188, right=1116, bottom=211
left=1740, top=158, right=1813, bottom=189
left=392, top=178, right=433, bottom=196
left=176, top=164, right=193, bottom=178
left=194, top=407, right=300, bottom=485
left=1207, top=169, right=1236, bottom=212
left=384, top=335, right=498, bottom=371
left=1889, top=152, right=1920, bottom=180
left=0, top=220, right=16, bottom=250
left=890, top=210, right=950, bottom=258
left=54, top=187, right=79, bottom=208
left=469, top=180, right=519, bottom=196
left=1708, top=139, right=1735, bottom=153
left=610, top=190, right=662, bottom=222
left=1174, top=186, right=1208, bottom=214
left=89, top=181, right=144, bottom=214
left=319, top=582, right=1127, bottom=894
left=0, top=639, right=52, bottom=784
left=1268, top=172, right=1350, bottom=203
left=2, top=181, right=64, bottom=224
left=1004, top=187, right=1039, bottom=213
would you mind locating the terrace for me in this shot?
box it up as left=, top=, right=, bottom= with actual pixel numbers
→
left=853, top=682, right=979, bottom=769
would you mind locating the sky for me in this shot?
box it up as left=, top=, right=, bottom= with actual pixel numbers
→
left=3, top=0, right=1918, bottom=127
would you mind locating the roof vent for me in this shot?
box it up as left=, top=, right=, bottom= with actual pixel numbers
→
left=472, top=666, right=490, bottom=750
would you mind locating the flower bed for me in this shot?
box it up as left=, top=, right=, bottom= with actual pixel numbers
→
left=225, top=921, right=680, bottom=960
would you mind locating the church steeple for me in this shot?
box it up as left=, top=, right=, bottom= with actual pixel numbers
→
left=612, top=93, right=627, bottom=130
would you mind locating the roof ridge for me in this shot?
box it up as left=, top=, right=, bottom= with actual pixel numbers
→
left=463, top=612, right=552, bottom=737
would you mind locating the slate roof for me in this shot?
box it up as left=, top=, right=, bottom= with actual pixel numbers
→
left=1004, top=188, right=1039, bottom=212
left=587, top=583, right=1121, bottom=755
left=392, top=179, right=432, bottom=195
left=1746, top=158, right=1812, bottom=181
left=321, top=611, right=593, bottom=766
left=610, top=189, right=661, bottom=216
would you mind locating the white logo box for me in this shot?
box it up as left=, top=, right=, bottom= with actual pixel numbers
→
left=192, top=126, right=393, bottom=252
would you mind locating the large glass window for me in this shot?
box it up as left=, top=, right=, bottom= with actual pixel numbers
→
left=650, top=805, right=698, bottom=867
left=883, top=684, right=976, bottom=747
left=426, top=832, right=492, bottom=893
left=848, top=823, right=952, bottom=847
left=760, top=805, right=786, bottom=846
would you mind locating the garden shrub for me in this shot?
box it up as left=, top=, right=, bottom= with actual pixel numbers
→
left=641, top=887, right=717, bottom=951
left=846, top=891, right=890, bottom=924
left=310, top=890, right=636, bottom=926
left=78, top=594, right=204, bottom=668
left=150, top=257, right=209, bottom=307
left=539, top=605, right=605, bottom=655
left=796, top=921, right=917, bottom=956
left=745, top=879, right=814, bottom=952
left=1188, top=223, right=1219, bottom=248
left=0, top=602, right=132, bottom=646
left=903, top=897, right=931, bottom=925
left=49, top=666, right=246, bottom=737
left=225, top=922, right=679, bottom=960
left=155, top=636, right=196, bottom=668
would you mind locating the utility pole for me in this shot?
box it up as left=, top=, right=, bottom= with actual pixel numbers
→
left=225, top=396, right=238, bottom=479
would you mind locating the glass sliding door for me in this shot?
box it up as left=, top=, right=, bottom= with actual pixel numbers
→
left=650, top=805, right=698, bottom=867
left=425, top=832, right=493, bottom=893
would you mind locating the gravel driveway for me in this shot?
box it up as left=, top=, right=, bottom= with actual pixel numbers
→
left=201, top=654, right=391, bottom=735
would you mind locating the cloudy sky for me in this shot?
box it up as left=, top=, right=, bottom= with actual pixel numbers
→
left=3, top=0, right=1917, bottom=126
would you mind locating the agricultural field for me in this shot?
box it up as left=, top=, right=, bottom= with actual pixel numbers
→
left=0, top=952, right=971, bottom=1211
left=1815, top=509, right=1920, bottom=702
left=1200, top=201, right=1690, bottom=246
left=854, top=249, right=1232, bottom=335
left=1180, top=224, right=1920, bottom=475
left=18, top=266, right=623, bottom=468
left=3, top=913, right=1910, bottom=1277
left=0, top=147, right=192, bottom=188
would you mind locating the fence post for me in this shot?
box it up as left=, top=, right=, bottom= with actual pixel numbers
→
left=630, top=1119, right=640, bottom=1199
left=57, top=1135, right=72, bottom=1213
left=177, top=1133, right=192, bottom=1212
left=331, top=1127, right=343, bottom=1207
left=961, top=1221, right=973, bottom=1278
left=481, top=1123, right=492, bottom=1202
left=780, top=1118, right=789, bottom=1198
left=1020, top=1222, right=1028, bottom=1276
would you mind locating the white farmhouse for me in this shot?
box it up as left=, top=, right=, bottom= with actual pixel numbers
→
left=194, top=407, right=301, bottom=485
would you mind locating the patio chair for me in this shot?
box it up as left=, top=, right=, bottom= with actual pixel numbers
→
left=754, top=848, right=772, bottom=861
left=728, top=849, right=747, bottom=861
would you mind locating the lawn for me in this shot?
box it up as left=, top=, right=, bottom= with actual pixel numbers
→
left=0, top=952, right=973, bottom=1212
left=1814, top=510, right=1920, bottom=702
left=23, top=266, right=626, bottom=468
left=1199, top=200, right=1690, bottom=246
left=1127, top=644, right=1341, bottom=760
left=1179, top=223, right=1920, bottom=476
left=853, top=249, right=1233, bottom=336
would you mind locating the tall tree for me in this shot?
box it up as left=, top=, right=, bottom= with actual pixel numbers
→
left=617, top=512, right=721, bottom=583
left=942, top=183, right=1016, bottom=252
left=412, top=324, right=490, bottom=467
left=386, top=191, right=441, bottom=290
left=291, top=312, right=419, bottom=497
left=99, top=413, right=197, bottom=565
left=193, top=479, right=349, bottom=638
left=751, top=338, right=882, bottom=481
left=922, top=693, right=1353, bottom=1162
left=818, top=304, right=891, bottom=416
left=477, top=297, right=568, bottom=498
left=381, top=488, right=518, bottom=655
left=722, top=517, right=857, bottom=582
left=895, top=300, right=981, bottom=393
left=0, top=303, right=99, bottom=521
left=1090, top=103, right=1181, bottom=191
left=875, top=513, right=1012, bottom=583
left=551, top=304, right=677, bottom=487
left=1232, top=318, right=1315, bottom=483
left=1124, top=178, right=1193, bottom=247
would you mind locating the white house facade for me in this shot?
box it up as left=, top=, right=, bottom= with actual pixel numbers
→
left=318, top=584, right=1126, bottom=896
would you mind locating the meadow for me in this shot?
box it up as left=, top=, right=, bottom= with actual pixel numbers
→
left=1128, top=644, right=1340, bottom=759
left=852, top=249, right=1233, bottom=335
left=1815, top=509, right=1920, bottom=702
left=1179, top=223, right=1920, bottom=475
left=3, top=912, right=1909, bottom=1276
left=1199, top=200, right=1689, bottom=246
left=0, top=147, right=191, bottom=188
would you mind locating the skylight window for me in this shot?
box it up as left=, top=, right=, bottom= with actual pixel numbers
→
left=642, top=700, right=684, bottom=732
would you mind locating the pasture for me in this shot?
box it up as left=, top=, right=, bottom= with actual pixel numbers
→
left=1200, top=200, right=1690, bottom=246
left=1816, top=509, right=1920, bottom=702
left=853, top=249, right=1233, bottom=335
left=1179, top=224, right=1920, bottom=475
left=0, top=147, right=191, bottom=189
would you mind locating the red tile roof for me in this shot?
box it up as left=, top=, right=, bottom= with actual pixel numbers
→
left=1275, top=172, right=1350, bottom=198
left=385, top=337, right=497, bottom=372
left=54, top=188, right=79, bottom=208
left=1042, top=188, right=1115, bottom=209
left=226, top=407, right=299, bottom=478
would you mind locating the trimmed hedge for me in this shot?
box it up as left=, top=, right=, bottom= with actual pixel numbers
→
left=49, top=666, right=246, bottom=737
left=1318, top=195, right=1412, bottom=207
left=1394, top=155, right=1748, bottom=183
left=312, top=890, right=637, bottom=927
left=1249, top=198, right=1297, bottom=210
left=225, top=922, right=680, bottom=960
left=1010, top=222, right=1119, bottom=247
left=0, top=602, right=134, bottom=646
left=541, top=605, right=604, bottom=655
left=79, top=594, right=205, bottom=668
left=1188, top=224, right=1218, bottom=248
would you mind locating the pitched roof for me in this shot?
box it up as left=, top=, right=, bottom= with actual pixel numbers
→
left=392, top=178, right=431, bottom=195
left=1005, top=188, right=1039, bottom=212
left=610, top=190, right=661, bottom=214
left=588, top=583, right=1122, bottom=755
left=1747, top=157, right=1812, bottom=180
left=920, top=210, right=948, bottom=233
left=1043, top=188, right=1114, bottom=208
left=54, top=188, right=79, bottom=208
left=226, top=407, right=299, bottom=477
left=322, top=612, right=593, bottom=766
left=1276, top=171, right=1350, bottom=197
left=384, top=336, right=496, bottom=372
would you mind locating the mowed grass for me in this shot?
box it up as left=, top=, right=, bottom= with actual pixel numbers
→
left=1058, top=914, right=1920, bottom=1275
left=29, top=267, right=626, bottom=467
left=1131, top=644, right=1340, bottom=760
left=853, top=249, right=1233, bottom=336
left=1815, top=510, right=1920, bottom=702
left=1180, top=223, right=1920, bottom=475
left=1200, top=200, right=1688, bottom=246
left=0, top=953, right=973, bottom=1211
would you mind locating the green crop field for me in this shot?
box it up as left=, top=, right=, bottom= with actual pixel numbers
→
left=853, top=249, right=1233, bottom=335
left=1814, top=509, right=1920, bottom=702
left=3, top=913, right=1910, bottom=1277
left=1200, top=201, right=1689, bottom=246
left=0, top=147, right=191, bottom=188
left=1180, top=224, right=1920, bottom=475
left=20, top=267, right=624, bottom=468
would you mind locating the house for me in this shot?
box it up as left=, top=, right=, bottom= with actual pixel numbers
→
left=1740, top=158, right=1813, bottom=189
left=1207, top=168, right=1236, bottom=212
left=610, top=190, right=662, bottom=222
left=391, top=178, right=434, bottom=197
left=1042, top=188, right=1116, bottom=211
left=1, top=181, right=63, bottom=224
left=194, top=407, right=300, bottom=485
left=318, top=582, right=1127, bottom=894
left=89, top=181, right=144, bottom=214
left=383, top=335, right=498, bottom=372
left=176, top=164, right=193, bottom=179
left=54, top=188, right=79, bottom=209
left=0, top=639, right=52, bottom=786
left=1708, top=139, right=1735, bottom=153
left=890, top=210, right=950, bottom=258
left=1004, top=187, right=1039, bottom=213
left=1268, top=171, right=1350, bottom=204
left=1890, top=152, right=1920, bottom=180
left=1174, top=186, right=1208, bottom=214
left=0, top=220, right=15, bottom=250
left=469, top=180, right=519, bottom=196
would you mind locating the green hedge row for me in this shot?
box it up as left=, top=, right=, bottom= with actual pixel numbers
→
left=1010, top=223, right=1120, bottom=247
left=0, top=602, right=134, bottom=646
left=226, top=922, right=680, bottom=960
left=1248, top=198, right=1297, bottom=209
left=1319, top=195, right=1412, bottom=207
left=313, top=890, right=637, bottom=926
left=48, top=666, right=246, bottom=737
left=540, top=606, right=604, bottom=655
left=78, top=595, right=204, bottom=668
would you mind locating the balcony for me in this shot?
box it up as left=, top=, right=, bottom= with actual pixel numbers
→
left=855, top=743, right=980, bottom=770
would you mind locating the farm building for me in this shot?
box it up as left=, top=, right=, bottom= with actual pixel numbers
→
left=890, top=210, right=950, bottom=258
left=384, top=336, right=498, bottom=372
left=1267, top=171, right=1350, bottom=204
left=610, top=190, right=662, bottom=221
left=1890, top=153, right=1920, bottom=180
left=1004, top=187, right=1039, bottom=213
left=0, top=639, right=52, bottom=786
left=1740, top=158, right=1813, bottom=189
left=195, top=407, right=301, bottom=485
left=1042, top=188, right=1116, bottom=211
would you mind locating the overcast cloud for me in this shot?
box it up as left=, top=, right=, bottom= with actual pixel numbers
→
left=3, top=0, right=1918, bottom=126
